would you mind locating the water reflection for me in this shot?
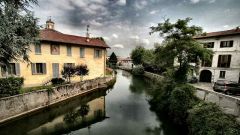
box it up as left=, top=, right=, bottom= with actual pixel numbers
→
left=0, top=70, right=179, bottom=135
left=0, top=89, right=107, bottom=135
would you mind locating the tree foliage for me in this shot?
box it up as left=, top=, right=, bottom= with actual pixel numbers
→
left=150, top=18, right=213, bottom=82
left=0, top=0, right=39, bottom=65
left=130, top=46, right=145, bottom=65
left=61, top=66, right=75, bottom=83
left=108, top=52, right=117, bottom=67
left=75, top=64, right=89, bottom=81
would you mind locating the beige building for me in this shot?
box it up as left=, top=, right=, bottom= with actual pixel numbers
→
left=0, top=19, right=109, bottom=86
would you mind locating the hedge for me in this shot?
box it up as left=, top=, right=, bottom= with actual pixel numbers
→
left=0, top=77, right=24, bottom=98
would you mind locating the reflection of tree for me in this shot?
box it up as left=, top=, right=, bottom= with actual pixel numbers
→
left=78, top=104, right=90, bottom=122
left=129, top=76, right=148, bottom=94
left=145, top=126, right=162, bottom=135
left=63, top=104, right=90, bottom=124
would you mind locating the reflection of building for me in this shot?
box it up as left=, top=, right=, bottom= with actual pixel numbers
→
left=0, top=19, right=109, bottom=86
left=28, top=95, right=106, bottom=135
left=194, top=28, right=240, bottom=83
left=117, top=57, right=133, bottom=67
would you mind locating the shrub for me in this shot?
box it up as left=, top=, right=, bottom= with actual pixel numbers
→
left=51, top=78, right=65, bottom=85
left=188, top=102, right=240, bottom=135
left=132, top=65, right=144, bottom=75
left=0, top=77, right=24, bottom=97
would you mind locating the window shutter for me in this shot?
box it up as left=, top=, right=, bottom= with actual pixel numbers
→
left=15, top=63, right=20, bottom=76
left=43, top=63, right=47, bottom=74
left=94, top=49, right=96, bottom=58
left=31, top=63, right=36, bottom=74
left=99, top=50, right=102, bottom=58
left=227, top=55, right=231, bottom=67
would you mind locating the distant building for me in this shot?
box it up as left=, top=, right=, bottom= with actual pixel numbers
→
left=0, top=19, right=109, bottom=86
left=117, top=57, right=133, bottom=68
left=194, top=27, right=240, bottom=83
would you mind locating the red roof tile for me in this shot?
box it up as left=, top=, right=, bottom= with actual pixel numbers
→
left=194, top=28, right=240, bottom=39
left=40, top=29, right=109, bottom=48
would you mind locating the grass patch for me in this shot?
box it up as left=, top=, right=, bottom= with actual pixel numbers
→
left=20, top=85, right=53, bottom=94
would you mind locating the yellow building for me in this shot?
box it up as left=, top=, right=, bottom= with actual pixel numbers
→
left=0, top=19, right=109, bottom=87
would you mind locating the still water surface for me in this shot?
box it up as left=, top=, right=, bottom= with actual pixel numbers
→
left=0, top=70, right=178, bottom=135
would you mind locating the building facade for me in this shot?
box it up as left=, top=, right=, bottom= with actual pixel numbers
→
left=0, top=19, right=109, bottom=86
left=195, top=28, right=240, bottom=83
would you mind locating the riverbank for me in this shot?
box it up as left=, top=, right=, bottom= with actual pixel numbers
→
left=0, top=76, right=116, bottom=125
left=120, top=68, right=240, bottom=134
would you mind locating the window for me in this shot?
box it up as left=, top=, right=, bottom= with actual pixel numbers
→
left=67, top=46, right=72, bottom=56
left=94, top=49, right=102, bottom=58
left=219, top=71, right=226, bottom=78
left=0, top=63, right=20, bottom=77
left=217, top=55, right=231, bottom=68
left=80, top=47, right=85, bottom=58
left=64, top=63, right=75, bottom=68
left=202, top=56, right=213, bottom=67
left=31, top=63, right=46, bottom=75
left=51, top=44, right=60, bottom=55
left=220, top=40, right=233, bottom=48
left=203, top=42, right=214, bottom=48
left=35, top=44, right=41, bottom=54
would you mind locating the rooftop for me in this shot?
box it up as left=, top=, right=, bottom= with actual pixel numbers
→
left=40, top=28, right=109, bottom=48
left=194, top=27, right=240, bottom=39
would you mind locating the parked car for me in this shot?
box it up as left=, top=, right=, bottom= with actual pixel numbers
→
left=213, top=80, right=240, bottom=95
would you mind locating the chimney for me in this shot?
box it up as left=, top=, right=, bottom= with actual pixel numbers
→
left=86, top=25, right=90, bottom=42
left=46, top=17, right=55, bottom=30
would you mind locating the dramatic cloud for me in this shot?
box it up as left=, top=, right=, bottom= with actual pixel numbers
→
left=32, top=0, right=240, bottom=57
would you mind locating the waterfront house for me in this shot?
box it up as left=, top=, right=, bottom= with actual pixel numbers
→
left=0, top=19, right=109, bottom=86
left=194, top=27, right=240, bottom=83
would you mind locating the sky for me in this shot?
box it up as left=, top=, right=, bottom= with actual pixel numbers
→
left=31, top=0, right=240, bottom=57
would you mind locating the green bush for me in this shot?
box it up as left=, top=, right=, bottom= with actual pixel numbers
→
left=188, top=102, right=240, bottom=135
left=132, top=65, right=144, bottom=75
left=0, top=77, right=24, bottom=97
left=51, top=78, right=65, bottom=85
left=168, top=84, right=198, bottom=125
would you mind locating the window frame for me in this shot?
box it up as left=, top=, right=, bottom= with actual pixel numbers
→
left=219, top=71, right=226, bottom=78
left=217, top=55, right=231, bottom=68
left=35, top=44, right=41, bottom=55
left=31, top=63, right=47, bottom=75
left=94, top=49, right=102, bottom=58
left=203, top=42, right=214, bottom=48
left=80, top=47, right=85, bottom=58
left=67, top=45, right=72, bottom=56
left=220, top=40, right=233, bottom=48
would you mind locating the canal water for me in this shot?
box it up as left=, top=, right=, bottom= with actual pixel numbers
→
left=0, top=70, right=178, bottom=135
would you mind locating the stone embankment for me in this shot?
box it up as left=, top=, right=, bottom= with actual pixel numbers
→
left=0, top=76, right=115, bottom=124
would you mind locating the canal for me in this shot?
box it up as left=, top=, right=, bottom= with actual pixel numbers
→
left=0, top=70, right=179, bottom=135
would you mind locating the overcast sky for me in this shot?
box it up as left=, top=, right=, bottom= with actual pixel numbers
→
left=31, top=0, right=240, bottom=57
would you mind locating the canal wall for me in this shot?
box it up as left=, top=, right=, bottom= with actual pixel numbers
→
left=0, top=76, right=115, bottom=124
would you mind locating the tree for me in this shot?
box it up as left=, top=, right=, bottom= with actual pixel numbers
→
left=75, top=64, right=89, bottom=81
left=150, top=18, right=213, bottom=82
left=61, top=66, right=75, bottom=83
left=130, top=46, right=145, bottom=65
left=0, top=0, right=39, bottom=66
left=108, top=52, right=117, bottom=68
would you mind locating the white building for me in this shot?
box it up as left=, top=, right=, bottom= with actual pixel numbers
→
left=194, top=27, right=240, bottom=83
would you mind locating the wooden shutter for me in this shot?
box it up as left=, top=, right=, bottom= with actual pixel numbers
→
left=15, top=63, right=20, bottom=76
left=99, top=50, right=102, bottom=58
left=31, top=63, right=36, bottom=74
left=227, top=55, right=231, bottom=68
left=42, top=63, right=47, bottom=74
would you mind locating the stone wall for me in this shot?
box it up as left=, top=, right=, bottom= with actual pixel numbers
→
left=0, top=76, right=114, bottom=124
left=195, top=88, right=240, bottom=117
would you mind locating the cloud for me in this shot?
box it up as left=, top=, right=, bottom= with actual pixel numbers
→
left=149, top=10, right=157, bottom=15
left=112, top=44, right=124, bottom=48
left=142, top=39, right=150, bottom=45
left=190, top=0, right=216, bottom=4
left=116, top=0, right=126, bottom=6
left=130, top=35, right=140, bottom=40
left=112, top=33, right=119, bottom=39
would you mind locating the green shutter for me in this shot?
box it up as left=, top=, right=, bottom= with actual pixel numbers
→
left=31, top=63, right=36, bottom=74
left=43, top=63, right=47, bottom=74
left=80, top=47, right=85, bottom=58
left=15, top=63, right=20, bottom=76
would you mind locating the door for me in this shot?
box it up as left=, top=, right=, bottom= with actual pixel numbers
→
left=52, top=63, right=59, bottom=78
